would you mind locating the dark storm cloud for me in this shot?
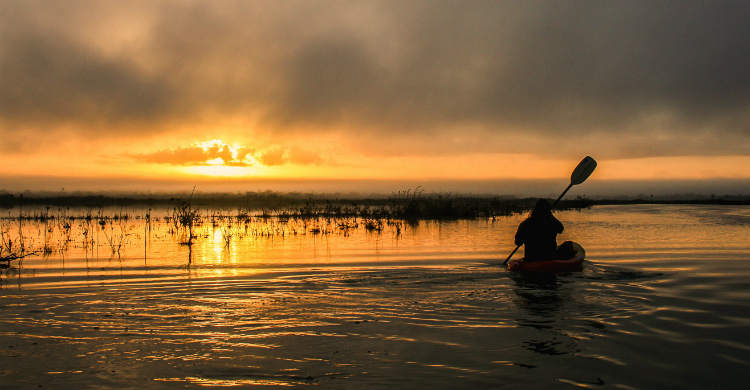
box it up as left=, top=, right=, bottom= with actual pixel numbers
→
left=2, top=0, right=750, bottom=157
left=0, top=2, right=176, bottom=130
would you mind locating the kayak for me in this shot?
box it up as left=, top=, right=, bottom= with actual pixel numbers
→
left=508, top=242, right=585, bottom=272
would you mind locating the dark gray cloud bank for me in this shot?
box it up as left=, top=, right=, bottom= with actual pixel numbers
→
left=2, top=0, right=750, bottom=159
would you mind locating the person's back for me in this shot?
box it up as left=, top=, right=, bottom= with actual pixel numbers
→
left=514, top=199, right=564, bottom=261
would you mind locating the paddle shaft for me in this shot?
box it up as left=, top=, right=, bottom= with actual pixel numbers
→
left=502, top=186, right=569, bottom=265
left=504, top=245, right=521, bottom=264
left=501, top=156, right=596, bottom=266
left=551, top=183, right=573, bottom=209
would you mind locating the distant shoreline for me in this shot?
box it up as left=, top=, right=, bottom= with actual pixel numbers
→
left=1, top=191, right=748, bottom=211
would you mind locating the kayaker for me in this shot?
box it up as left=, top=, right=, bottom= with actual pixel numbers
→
left=514, top=199, right=568, bottom=261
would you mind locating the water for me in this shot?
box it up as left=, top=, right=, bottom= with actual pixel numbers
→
left=1, top=205, right=749, bottom=389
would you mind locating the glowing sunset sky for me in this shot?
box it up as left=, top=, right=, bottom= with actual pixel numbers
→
left=2, top=0, right=750, bottom=195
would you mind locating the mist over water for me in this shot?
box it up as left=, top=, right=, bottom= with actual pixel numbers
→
left=1, top=205, right=749, bottom=389
left=3, top=176, right=750, bottom=198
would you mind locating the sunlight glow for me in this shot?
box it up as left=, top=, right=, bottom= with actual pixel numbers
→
left=186, top=165, right=251, bottom=177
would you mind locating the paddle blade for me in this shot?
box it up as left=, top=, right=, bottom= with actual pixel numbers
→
left=570, top=156, right=597, bottom=185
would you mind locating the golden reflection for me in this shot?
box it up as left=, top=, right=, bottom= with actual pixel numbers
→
left=212, top=228, right=223, bottom=246
left=154, top=377, right=298, bottom=386
left=212, top=228, right=224, bottom=262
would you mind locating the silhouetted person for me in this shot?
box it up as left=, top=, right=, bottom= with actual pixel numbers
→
left=514, top=199, right=566, bottom=261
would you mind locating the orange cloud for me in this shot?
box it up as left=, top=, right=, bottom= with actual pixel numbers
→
left=288, top=146, right=325, bottom=165
left=257, top=147, right=286, bottom=166
left=130, top=139, right=255, bottom=166
left=131, top=139, right=328, bottom=168
left=256, top=146, right=327, bottom=166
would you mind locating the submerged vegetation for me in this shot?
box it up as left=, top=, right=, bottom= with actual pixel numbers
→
left=1, top=186, right=746, bottom=275
left=0, top=221, right=37, bottom=268
left=0, top=188, right=598, bottom=271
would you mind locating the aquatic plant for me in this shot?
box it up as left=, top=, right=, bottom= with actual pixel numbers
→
left=171, top=188, right=200, bottom=245
left=102, top=218, right=130, bottom=257
left=363, top=219, right=383, bottom=232
left=572, top=195, right=594, bottom=210
left=0, top=221, right=38, bottom=268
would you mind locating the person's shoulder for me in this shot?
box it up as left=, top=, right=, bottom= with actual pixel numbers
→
left=517, top=217, right=532, bottom=230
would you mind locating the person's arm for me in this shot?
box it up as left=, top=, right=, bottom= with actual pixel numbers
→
left=514, top=222, right=526, bottom=246
left=555, top=218, right=564, bottom=234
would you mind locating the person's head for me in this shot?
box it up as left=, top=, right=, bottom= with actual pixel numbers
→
left=530, top=199, right=552, bottom=219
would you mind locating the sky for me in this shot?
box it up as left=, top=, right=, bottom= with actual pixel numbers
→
left=2, top=0, right=750, bottom=196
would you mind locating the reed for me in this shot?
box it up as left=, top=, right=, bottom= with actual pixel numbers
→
left=170, top=187, right=200, bottom=245
left=0, top=189, right=598, bottom=271
left=0, top=220, right=38, bottom=268
left=101, top=218, right=129, bottom=257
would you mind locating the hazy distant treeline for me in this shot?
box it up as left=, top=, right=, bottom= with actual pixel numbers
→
left=0, top=190, right=747, bottom=212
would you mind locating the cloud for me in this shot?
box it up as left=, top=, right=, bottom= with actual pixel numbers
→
left=0, top=2, right=176, bottom=131
left=130, top=139, right=327, bottom=167
left=256, top=146, right=327, bottom=167
left=288, top=146, right=326, bottom=165
left=2, top=1, right=750, bottom=159
left=130, top=140, right=255, bottom=166
left=256, top=147, right=286, bottom=167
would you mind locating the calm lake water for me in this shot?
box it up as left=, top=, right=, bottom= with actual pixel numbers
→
left=1, top=205, right=749, bottom=389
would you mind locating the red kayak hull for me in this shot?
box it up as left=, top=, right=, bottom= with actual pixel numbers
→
left=508, top=242, right=585, bottom=272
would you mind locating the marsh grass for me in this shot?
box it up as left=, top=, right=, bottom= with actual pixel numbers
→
left=102, top=218, right=129, bottom=256
left=169, top=188, right=200, bottom=245
left=0, top=189, right=596, bottom=272
left=251, top=192, right=531, bottom=221
left=1, top=205, right=144, bottom=270
left=1, top=200, right=39, bottom=268
left=0, top=220, right=37, bottom=268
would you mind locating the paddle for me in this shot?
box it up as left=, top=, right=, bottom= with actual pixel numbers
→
left=502, top=156, right=597, bottom=266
